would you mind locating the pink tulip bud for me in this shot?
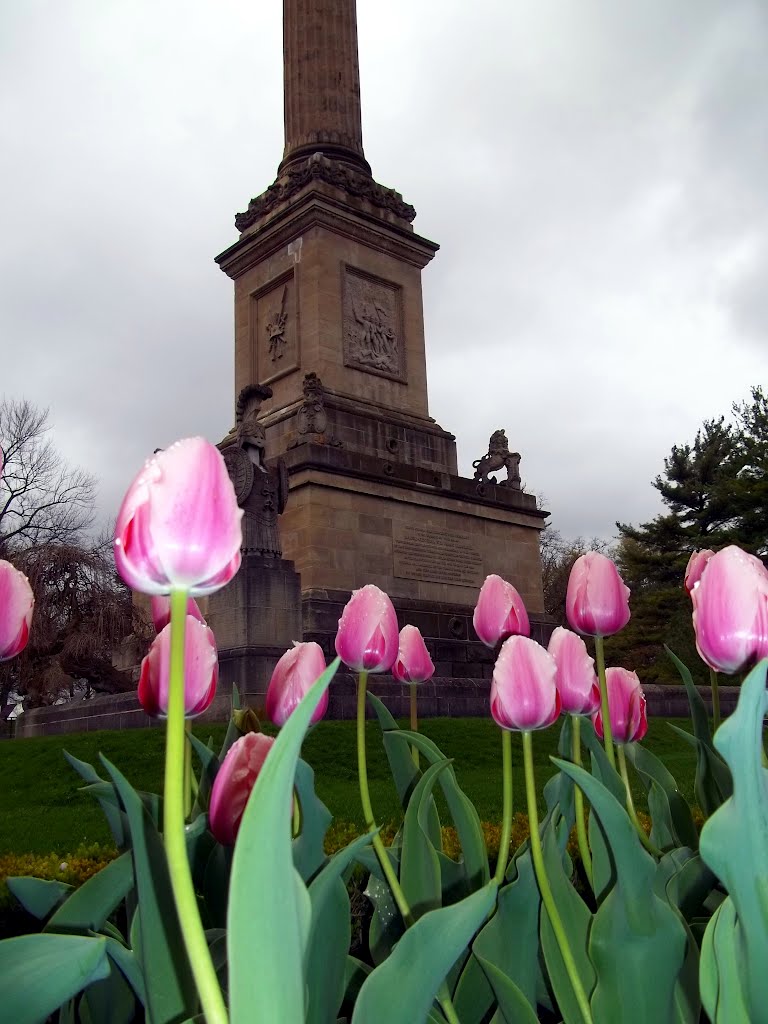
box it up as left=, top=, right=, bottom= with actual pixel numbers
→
left=266, top=641, right=328, bottom=727
left=490, top=635, right=561, bottom=732
left=0, top=560, right=34, bottom=661
left=592, top=667, right=647, bottom=744
left=392, top=625, right=435, bottom=684
left=208, top=732, right=275, bottom=846
left=684, top=549, right=715, bottom=594
left=114, top=437, right=243, bottom=596
left=473, top=574, right=531, bottom=648
left=566, top=551, right=630, bottom=638
left=547, top=626, right=600, bottom=716
left=150, top=595, right=206, bottom=633
left=335, top=584, right=399, bottom=673
left=691, top=545, right=768, bottom=674
left=137, top=615, right=219, bottom=718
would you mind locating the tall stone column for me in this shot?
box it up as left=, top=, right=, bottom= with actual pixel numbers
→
left=281, top=0, right=370, bottom=173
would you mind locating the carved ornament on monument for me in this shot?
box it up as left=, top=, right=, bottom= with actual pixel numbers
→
left=251, top=271, right=298, bottom=386
left=343, top=267, right=405, bottom=381
left=472, top=429, right=522, bottom=489
left=235, top=153, right=416, bottom=233
left=297, top=372, right=328, bottom=435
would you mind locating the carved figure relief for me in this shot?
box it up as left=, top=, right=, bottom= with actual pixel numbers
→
left=223, top=385, right=289, bottom=558
left=472, top=429, right=521, bottom=489
left=296, top=372, right=328, bottom=435
left=266, top=286, right=289, bottom=362
left=343, top=269, right=404, bottom=380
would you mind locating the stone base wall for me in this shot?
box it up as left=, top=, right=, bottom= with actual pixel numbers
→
left=8, top=679, right=739, bottom=738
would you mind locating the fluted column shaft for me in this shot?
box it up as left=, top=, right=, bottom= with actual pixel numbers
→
left=282, top=0, right=369, bottom=172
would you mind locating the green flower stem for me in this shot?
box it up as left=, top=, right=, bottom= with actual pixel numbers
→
left=522, top=731, right=594, bottom=1024
left=356, top=670, right=460, bottom=1024
left=493, top=729, right=514, bottom=885
left=709, top=667, right=721, bottom=732
left=166, top=589, right=229, bottom=1024
left=410, top=682, right=420, bottom=768
left=616, top=744, right=662, bottom=858
left=571, top=716, right=593, bottom=889
left=594, top=636, right=616, bottom=770
left=184, top=720, right=192, bottom=820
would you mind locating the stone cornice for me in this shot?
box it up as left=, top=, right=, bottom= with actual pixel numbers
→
left=235, top=154, right=415, bottom=231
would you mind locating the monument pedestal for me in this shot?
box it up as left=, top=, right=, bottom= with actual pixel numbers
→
left=204, top=553, right=302, bottom=701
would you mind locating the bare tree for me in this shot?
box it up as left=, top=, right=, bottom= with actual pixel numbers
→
left=0, top=536, right=152, bottom=710
left=0, top=399, right=96, bottom=556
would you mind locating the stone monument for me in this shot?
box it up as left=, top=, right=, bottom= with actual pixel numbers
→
left=214, top=0, right=549, bottom=679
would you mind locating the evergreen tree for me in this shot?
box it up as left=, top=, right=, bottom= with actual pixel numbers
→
left=612, top=388, right=767, bottom=682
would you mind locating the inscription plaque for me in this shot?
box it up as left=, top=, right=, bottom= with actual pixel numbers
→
left=393, top=523, right=482, bottom=588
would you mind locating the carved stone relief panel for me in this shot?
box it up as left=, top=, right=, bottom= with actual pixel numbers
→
left=342, top=266, right=405, bottom=382
left=251, top=269, right=299, bottom=386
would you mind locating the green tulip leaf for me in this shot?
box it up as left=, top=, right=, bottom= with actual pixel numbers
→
left=100, top=756, right=198, bottom=1024
left=476, top=954, right=540, bottom=1024
left=104, top=936, right=146, bottom=1007
left=188, top=733, right=220, bottom=814
left=361, top=846, right=405, bottom=965
left=666, top=646, right=732, bottom=815
left=389, top=729, right=490, bottom=894
left=64, top=751, right=126, bottom=847
left=351, top=881, right=497, bottom=1024
left=293, top=758, right=333, bottom=883
left=698, top=658, right=768, bottom=1021
left=79, top=957, right=136, bottom=1024
left=553, top=757, right=689, bottom=1024
left=0, top=933, right=110, bottom=1024
left=624, top=742, right=698, bottom=850
left=539, top=811, right=596, bottom=1024
left=5, top=876, right=73, bottom=920
left=201, top=842, right=231, bottom=930
left=43, top=851, right=133, bottom=935
left=400, top=759, right=453, bottom=919
left=700, top=897, right=751, bottom=1024
left=368, top=692, right=442, bottom=851
left=453, top=851, right=542, bottom=1024
left=228, top=658, right=340, bottom=1024
left=306, top=832, right=377, bottom=1024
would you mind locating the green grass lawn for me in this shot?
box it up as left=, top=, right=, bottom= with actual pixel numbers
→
left=0, top=716, right=702, bottom=855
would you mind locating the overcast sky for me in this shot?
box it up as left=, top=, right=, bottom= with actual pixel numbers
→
left=2, top=0, right=766, bottom=544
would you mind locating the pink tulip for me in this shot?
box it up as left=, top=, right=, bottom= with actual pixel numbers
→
left=691, top=545, right=768, bottom=674
left=684, top=549, right=715, bottom=594
left=208, top=732, right=275, bottom=846
left=137, top=615, right=219, bottom=718
left=592, top=667, right=647, bottom=744
left=114, top=437, right=243, bottom=596
left=392, top=625, right=435, bottom=684
left=566, top=551, right=630, bottom=637
left=547, top=626, right=600, bottom=716
left=265, top=641, right=328, bottom=726
left=473, top=574, right=530, bottom=648
left=0, top=560, right=34, bottom=661
left=335, top=584, right=399, bottom=672
left=490, top=635, right=561, bottom=732
left=150, top=595, right=206, bottom=633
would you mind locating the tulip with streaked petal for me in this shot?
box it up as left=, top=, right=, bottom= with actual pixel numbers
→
left=691, top=544, right=768, bottom=674
left=473, top=574, right=530, bottom=647
left=392, top=625, right=435, bottom=684
left=266, top=641, right=328, bottom=726
left=490, top=635, right=560, bottom=731
left=592, top=667, right=647, bottom=744
left=335, top=584, right=399, bottom=672
left=0, top=560, right=34, bottom=661
left=684, top=549, right=715, bottom=594
left=138, top=615, right=219, bottom=718
left=548, top=626, right=600, bottom=716
left=566, top=551, right=630, bottom=637
left=208, top=732, right=275, bottom=846
left=150, top=594, right=206, bottom=633
left=114, top=437, right=243, bottom=596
